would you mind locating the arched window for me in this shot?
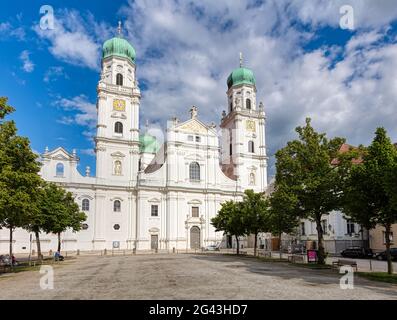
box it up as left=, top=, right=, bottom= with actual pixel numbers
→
left=189, top=162, right=200, bottom=181
left=246, top=98, right=251, bottom=110
left=82, top=199, right=90, bottom=211
left=114, top=200, right=121, bottom=212
left=248, top=140, right=255, bottom=153
left=56, top=163, right=64, bottom=176
left=114, top=160, right=122, bottom=175
left=115, top=122, right=123, bottom=134
left=116, top=73, right=123, bottom=86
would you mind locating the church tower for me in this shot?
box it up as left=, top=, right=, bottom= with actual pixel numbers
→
left=220, top=54, right=268, bottom=192
left=95, top=22, right=141, bottom=184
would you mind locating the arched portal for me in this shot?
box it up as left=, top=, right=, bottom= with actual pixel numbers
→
left=190, top=226, right=201, bottom=249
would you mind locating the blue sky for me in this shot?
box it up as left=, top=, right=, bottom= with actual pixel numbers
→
left=1, top=0, right=397, bottom=177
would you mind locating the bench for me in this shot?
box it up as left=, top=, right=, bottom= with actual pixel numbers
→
left=288, top=255, right=305, bottom=263
left=332, top=259, right=358, bottom=271
left=239, top=250, right=248, bottom=255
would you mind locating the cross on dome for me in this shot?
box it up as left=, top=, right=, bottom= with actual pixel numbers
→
left=117, top=21, right=122, bottom=36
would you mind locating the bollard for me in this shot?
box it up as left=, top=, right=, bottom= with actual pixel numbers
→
left=133, top=248, right=136, bottom=255
left=104, top=248, right=107, bottom=256
left=173, top=247, right=176, bottom=254
left=155, top=248, right=158, bottom=254
left=77, top=249, right=80, bottom=256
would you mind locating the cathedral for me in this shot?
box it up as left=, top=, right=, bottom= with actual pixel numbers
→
left=1, top=28, right=268, bottom=253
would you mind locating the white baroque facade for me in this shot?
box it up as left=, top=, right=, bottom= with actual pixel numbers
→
left=0, top=33, right=268, bottom=254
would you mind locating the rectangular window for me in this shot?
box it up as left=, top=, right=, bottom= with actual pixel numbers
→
left=188, top=135, right=193, bottom=141
left=383, top=231, right=394, bottom=244
left=151, top=205, right=159, bottom=217
left=195, top=136, right=201, bottom=143
left=346, top=220, right=355, bottom=235
left=301, top=222, right=305, bottom=236
left=192, top=207, right=199, bottom=218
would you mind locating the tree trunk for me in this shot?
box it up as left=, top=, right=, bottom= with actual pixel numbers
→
left=35, top=231, right=42, bottom=261
left=385, top=224, right=393, bottom=275
left=279, top=232, right=282, bottom=259
left=235, top=235, right=240, bottom=255
left=315, top=218, right=325, bottom=265
left=9, top=227, right=13, bottom=266
left=57, top=232, right=61, bottom=253
left=254, top=232, right=258, bottom=257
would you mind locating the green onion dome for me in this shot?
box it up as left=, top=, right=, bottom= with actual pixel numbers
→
left=139, top=133, right=160, bottom=154
left=102, top=36, right=136, bottom=63
left=227, top=67, right=256, bottom=89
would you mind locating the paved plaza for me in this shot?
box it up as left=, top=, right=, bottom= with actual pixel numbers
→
left=0, top=253, right=396, bottom=300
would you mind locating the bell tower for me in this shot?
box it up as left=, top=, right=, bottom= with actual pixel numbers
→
left=95, top=22, right=141, bottom=183
left=220, top=53, right=268, bottom=192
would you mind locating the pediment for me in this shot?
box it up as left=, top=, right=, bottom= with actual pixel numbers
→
left=177, top=119, right=208, bottom=134
left=44, top=147, right=76, bottom=161
left=52, top=154, right=69, bottom=160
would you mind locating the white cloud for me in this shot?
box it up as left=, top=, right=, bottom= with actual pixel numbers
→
left=285, top=0, right=397, bottom=29
left=20, top=50, right=34, bottom=73
left=54, top=95, right=97, bottom=129
left=80, top=148, right=96, bottom=157
left=0, top=21, right=25, bottom=41
left=116, top=0, right=397, bottom=175
left=44, top=66, right=68, bottom=82
left=34, top=9, right=110, bottom=70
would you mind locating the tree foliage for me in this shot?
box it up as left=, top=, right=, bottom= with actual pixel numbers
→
left=274, top=118, right=346, bottom=264
left=211, top=200, right=246, bottom=255
left=342, top=128, right=397, bottom=274
left=0, top=97, right=41, bottom=258
left=39, top=183, right=86, bottom=252
left=241, top=190, right=270, bottom=256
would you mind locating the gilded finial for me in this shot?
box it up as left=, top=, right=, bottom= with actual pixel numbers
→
left=239, top=52, right=243, bottom=67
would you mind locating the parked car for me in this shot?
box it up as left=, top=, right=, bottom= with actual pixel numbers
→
left=374, top=248, right=397, bottom=261
left=340, top=247, right=373, bottom=259
left=204, top=244, right=220, bottom=251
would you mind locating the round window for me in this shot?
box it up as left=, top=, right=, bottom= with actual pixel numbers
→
left=82, top=223, right=89, bottom=230
left=113, top=224, right=120, bottom=230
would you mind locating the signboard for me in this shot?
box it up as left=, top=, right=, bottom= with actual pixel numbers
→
left=307, top=249, right=317, bottom=263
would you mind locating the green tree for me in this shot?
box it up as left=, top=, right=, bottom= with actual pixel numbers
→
left=0, top=97, right=41, bottom=260
left=343, top=128, right=397, bottom=274
left=268, top=183, right=300, bottom=256
left=211, top=200, right=246, bottom=255
left=275, top=118, right=345, bottom=264
left=40, top=183, right=86, bottom=253
left=241, top=190, right=271, bottom=257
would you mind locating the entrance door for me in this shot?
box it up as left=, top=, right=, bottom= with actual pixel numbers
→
left=190, top=226, right=200, bottom=249
left=151, top=235, right=158, bottom=250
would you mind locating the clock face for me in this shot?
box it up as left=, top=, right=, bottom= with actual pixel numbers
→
left=113, top=99, right=126, bottom=112
left=246, top=120, right=256, bottom=132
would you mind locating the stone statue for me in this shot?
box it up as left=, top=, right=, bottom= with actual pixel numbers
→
left=190, top=106, right=198, bottom=119
left=249, top=173, right=255, bottom=185
left=115, top=161, right=122, bottom=175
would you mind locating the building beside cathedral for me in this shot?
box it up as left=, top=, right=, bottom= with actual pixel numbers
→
left=0, top=30, right=268, bottom=253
